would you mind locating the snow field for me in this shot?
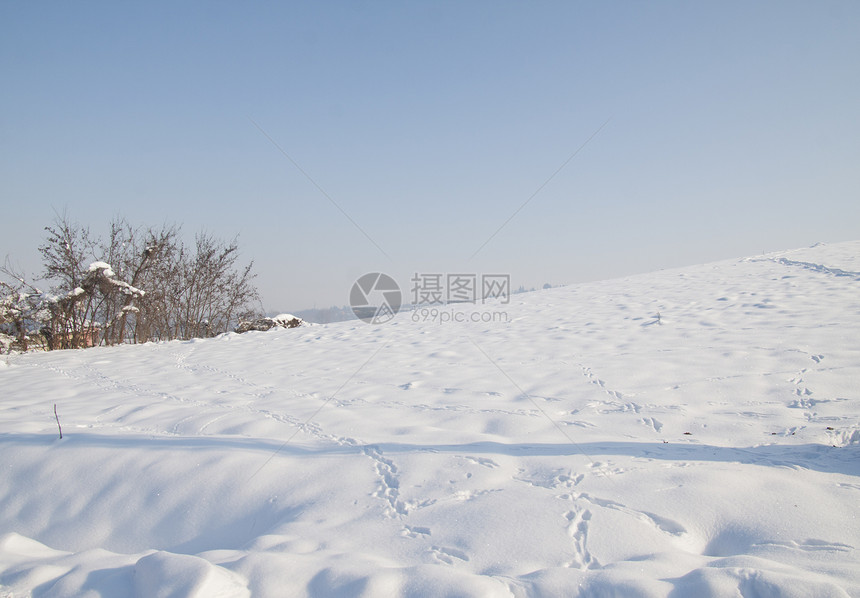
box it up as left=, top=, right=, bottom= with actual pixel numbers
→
left=1, top=241, right=859, bottom=597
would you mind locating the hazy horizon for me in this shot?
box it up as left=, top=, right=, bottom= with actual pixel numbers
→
left=3, top=2, right=859, bottom=310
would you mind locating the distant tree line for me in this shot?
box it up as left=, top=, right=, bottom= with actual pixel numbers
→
left=1, top=213, right=260, bottom=351
left=293, top=305, right=356, bottom=324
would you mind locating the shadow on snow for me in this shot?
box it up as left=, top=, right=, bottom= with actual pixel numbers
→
left=1, top=433, right=857, bottom=477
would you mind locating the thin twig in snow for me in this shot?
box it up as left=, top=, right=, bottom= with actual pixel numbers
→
left=54, top=404, right=63, bottom=439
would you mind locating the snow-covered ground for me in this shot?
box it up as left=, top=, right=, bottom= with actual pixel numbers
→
left=1, top=241, right=859, bottom=597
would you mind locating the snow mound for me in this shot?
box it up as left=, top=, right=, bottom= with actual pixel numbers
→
left=134, top=551, right=250, bottom=598
left=0, top=534, right=250, bottom=598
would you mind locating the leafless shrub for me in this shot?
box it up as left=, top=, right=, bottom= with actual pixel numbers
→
left=6, top=212, right=262, bottom=350
left=0, top=260, right=49, bottom=352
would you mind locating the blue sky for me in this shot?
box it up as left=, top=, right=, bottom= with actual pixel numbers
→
left=2, top=1, right=858, bottom=311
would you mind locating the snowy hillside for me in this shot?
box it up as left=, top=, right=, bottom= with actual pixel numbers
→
left=1, top=242, right=859, bottom=597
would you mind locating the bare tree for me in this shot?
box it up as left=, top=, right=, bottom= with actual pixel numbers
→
left=38, top=213, right=147, bottom=349
left=168, top=233, right=260, bottom=340
left=25, top=212, right=260, bottom=349
left=38, top=213, right=96, bottom=348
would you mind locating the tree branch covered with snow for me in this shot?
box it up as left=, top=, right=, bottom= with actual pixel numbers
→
left=0, top=213, right=262, bottom=350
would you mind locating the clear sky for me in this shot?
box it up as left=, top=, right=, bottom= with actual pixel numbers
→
left=2, top=1, right=859, bottom=311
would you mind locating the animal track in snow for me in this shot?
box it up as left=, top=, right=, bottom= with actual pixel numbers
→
left=587, top=461, right=629, bottom=477
left=429, top=545, right=470, bottom=564
left=787, top=362, right=818, bottom=414
left=463, top=456, right=499, bottom=469
left=402, top=525, right=431, bottom=538
left=587, top=400, right=644, bottom=415
left=580, top=365, right=627, bottom=402
left=641, top=417, right=664, bottom=433
left=770, top=257, right=860, bottom=280
left=31, top=357, right=202, bottom=416
left=514, top=468, right=584, bottom=491
left=363, top=446, right=408, bottom=517
left=340, top=397, right=539, bottom=420
left=562, top=421, right=598, bottom=431
left=754, top=539, right=853, bottom=552
left=575, top=492, right=687, bottom=537
left=451, top=489, right=502, bottom=502
left=789, top=397, right=823, bottom=410
left=563, top=508, right=600, bottom=570
left=402, top=497, right=437, bottom=511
